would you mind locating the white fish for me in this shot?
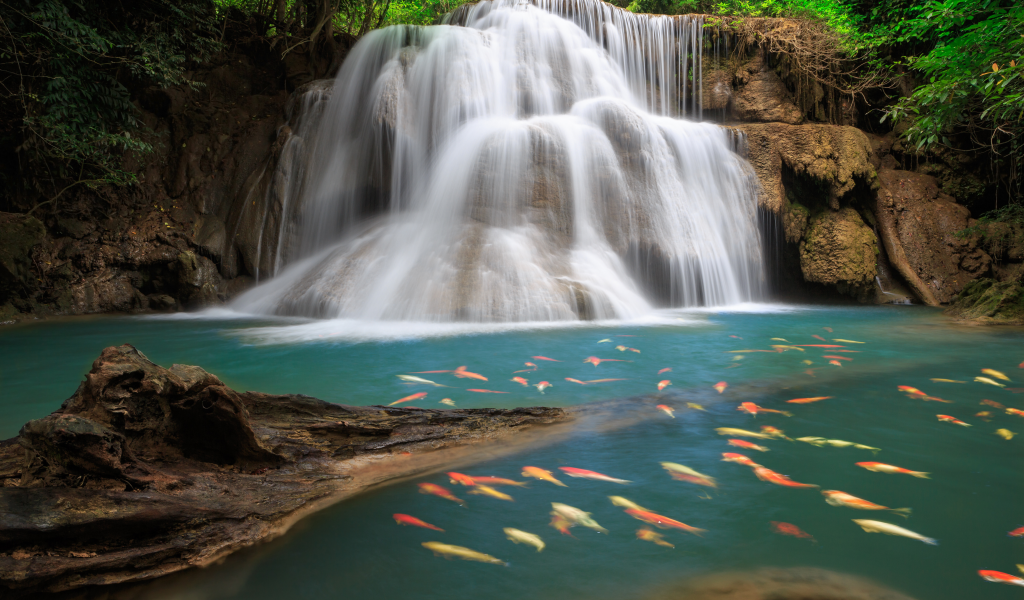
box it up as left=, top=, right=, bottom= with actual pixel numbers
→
left=397, top=375, right=449, bottom=387
left=598, top=339, right=612, bottom=343
left=551, top=503, right=607, bottom=533
left=440, top=398, right=456, bottom=407
left=975, top=376, right=1006, bottom=388
left=852, top=519, right=937, bottom=545
left=503, top=528, right=545, bottom=552
left=608, top=496, right=647, bottom=511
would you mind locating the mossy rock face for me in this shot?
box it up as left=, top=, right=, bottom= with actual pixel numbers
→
left=799, top=207, right=878, bottom=302
left=945, top=278, right=1024, bottom=324
left=0, top=212, right=45, bottom=291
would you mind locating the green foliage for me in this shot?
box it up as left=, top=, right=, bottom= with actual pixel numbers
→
left=382, top=0, right=473, bottom=25
left=955, top=203, right=1024, bottom=240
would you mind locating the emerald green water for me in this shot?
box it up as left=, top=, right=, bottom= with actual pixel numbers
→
left=1, top=306, right=1022, bottom=598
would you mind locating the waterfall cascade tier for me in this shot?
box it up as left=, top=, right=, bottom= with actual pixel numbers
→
left=233, top=0, right=767, bottom=322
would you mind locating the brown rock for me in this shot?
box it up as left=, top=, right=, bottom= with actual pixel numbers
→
left=799, top=207, right=878, bottom=301
left=732, top=56, right=803, bottom=125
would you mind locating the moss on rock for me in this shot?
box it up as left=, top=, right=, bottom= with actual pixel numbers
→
left=945, top=278, right=1024, bottom=324
left=799, top=207, right=878, bottom=301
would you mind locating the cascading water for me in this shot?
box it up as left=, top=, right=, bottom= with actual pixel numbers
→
left=233, top=0, right=767, bottom=322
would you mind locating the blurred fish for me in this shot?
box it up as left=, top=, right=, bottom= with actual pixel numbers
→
left=584, top=356, right=626, bottom=366
left=397, top=375, right=449, bottom=387
left=1007, top=408, right=1024, bottom=417
left=813, top=334, right=827, bottom=341
left=1009, top=526, right=1024, bottom=537
left=468, top=484, right=513, bottom=501
left=656, top=404, right=675, bottom=418
left=627, top=348, right=641, bottom=353
left=721, top=452, right=761, bottom=467
left=551, top=503, right=608, bottom=533
left=615, top=345, right=628, bottom=351
left=390, top=392, right=428, bottom=406
left=470, top=476, right=528, bottom=487
left=565, top=378, right=587, bottom=385
left=772, top=345, right=805, bottom=352
left=559, top=467, right=630, bottom=484
left=504, top=528, right=544, bottom=552
left=624, top=508, right=706, bottom=535
left=418, top=483, right=465, bottom=505
left=802, top=360, right=814, bottom=365
left=982, top=399, right=1005, bottom=408
left=687, top=403, right=706, bottom=411
left=795, top=344, right=845, bottom=348
left=532, top=356, right=561, bottom=361
left=422, top=542, right=506, bottom=565
left=978, top=571, right=1024, bottom=587
left=996, top=428, right=1017, bottom=439
left=716, top=427, right=771, bottom=439
left=440, top=398, right=456, bottom=407
left=829, top=360, right=843, bottom=367
left=522, top=466, right=567, bottom=487
left=823, top=490, right=910, bottom=517
left=921, top=395, right=952, bottom=403
left=549, top=512, right=575, bottom=536
left=753, top=466, right=818, bottom=488
left=823, top=327, right=833, bottom=332
left=636, top=527, right=674, bottom=548
left=660, top=462, right=717, bottom=487
left=760, top=426, right=792, bottom=440
left=937, top=414, right=971, bottom=427
left=609, top=496, right=648, bottom=511
left=796, top=436, right=827, bottom=446
left=453, top=366, right=487, bottom=381
left=598, top=339, right=612, bottom=343
left=584, top=379, right=627, bottom=383
left=856, top=462, right=929, bottom=478
left=976, top=376, right=1006, bottom=387
left=730, top=335, right=742, bottom=339
left=771, top=521, right=815, bottom=542
left=447, top=472, right=476, bottom=486
left=658, top=368, right=672, bottom=374
left=823, top=355, right=852, bottom=361
left=467, top=389, right=509, bottom=393
left=770, top=338, right=789, bottom=342
left=931, top=378, right=965, bottom=383
left=394, top=514, right=445, bottom=531
left=713, top=381, right=728, bottom=393
left=982, top=368, right=1011, bottom=381
left=786, top=396, right=831, bottom=404
left=729, top=439, right=769, bottom=452
left=513, top=362, right=538, bottom=373
left=853, top=520, right=936, bottom=545
left=534, top=381, right=551, bottom=393
left=658, top=380, right=672, bottom=391
left=511, top=377, right=529, bottom=386
left=832, top=339, right=864, bottom=344
left=898, top=385, right=926, bottom=396
left=732, top=355, right=745, bottom=361
left=738, top=402, right=792, bottom=417
left=976, top=411, right=992, bottom=418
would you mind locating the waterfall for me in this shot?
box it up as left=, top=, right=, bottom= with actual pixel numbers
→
left=233, top=0, right=766, bottom=322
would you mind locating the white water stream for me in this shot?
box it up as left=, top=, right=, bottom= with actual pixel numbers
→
left=234, top=0, right=766, bottom=322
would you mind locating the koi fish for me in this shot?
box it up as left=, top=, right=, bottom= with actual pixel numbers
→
left=796, top=436, right=826, bottom=446
left=982, top=368, right=1011, bottom=381
left=802, top=360, right=814, bottom=365
left=658, top=380, right=672, bottom=391
left=549, top=513, right=575, bottom=536
left=513, top=362, right=538, bottom=373
left=722, top=452, right=761, bottom=467
left=937, top=414, right=971, bottom=427
left=982, top=399, right=1005, bottom=408
left=470, top=476, right=529, bottom=487
left=772, top=345, right=805, bottom=352
left=819, top=439, right=879, bottom=452
left=822, top=355, right=852, bottom=361
left=447, top=472, right=476, bottom=486
left=660, top=462, right=717, bottom=487
left=786, top=396, right=831, bottom=404
left=551, top=503, right=607, bottom=533
left=658, top=368, right=672, bottom=374
left=511, top=377, right=529, bottom=386
left=584, top=356, right=626, bottom=366
left=753, top=466, right=818, bottom=488
left=771, top=338, right=790, bottom=342
left=852, top=520, right=936, bottom=544
left=624, top=508, right=706, bottom=535
left=931, top=378, right=965, bottom=383
left=390, top=392, right=428, bottom=406
left=656, top=404, right=675, bottom=418
left=977, top=411, right=992, bottom=418
left=453, top=366, right=488, bottom=381
left=976, top=376, right=1006, bottom=387
left=637, top=527, right=674, bottom=548
left=468, top=484, right=513, bottom=501
left=729, top=335, right=741, bottom=339
left=532, top=356, right=561, bottom=361
left=397, top=375, right=449, bottom=387
left=813, top=334, right=827, bottom=341
left=609, top=496, right=648, bottom=511
left=584, top=379, right=627, bottom=383
left=738, top=402, right=792, bottom=417
left=771, top=521, right=815, bottom=542
left=687, top=403, right=706, bottom=411
left=394, top=513, right=445, bottom=531
left=794, top=344, right=846, bottom=348
left=597, top=339, right=612, bottom=343
left=615, top=345, right=628, bottom=351
left=440, top=398, right=456, bottom=407
left=978, top=571, right=1024, bottom=587
left=898, top=386, right=926, bottom=396
left=522, top=466, right=567, bottom=487
left=417, top=483, right=465, bottom=505
left=422, top=542, right=506, bottom=566
left=822, top=490, right=910, bottom=516
left=713, top=381, right=728, bottom=393
left=829, top=360, right=843, bottom=367
left=760, top=426, right=792, bottom=440
left=534, top=381, right=551, bottom=393
left=823, top=327, right=833, bottom=332
left=1009, top=526, right=1024, bottom=537
left=628, top=348, right=640, bottom=353
left=856, top=462, right=929, bottom=478
left=832, top=339, right=863, bottom=343
left=559, top=467, right=630, bottom=484
left=996, top=429, right=1016, bottom=439
left=504, top=528, right=544, bottom=552
left=921, top=395, right=953, bottom=403
left=565, top=378, right=587, bottom=385
left=1007, top=408, right=1024, bottom=417
left=467, top=389, right=509, bottom=394
left=715, top=427, right=771, bottom=439
left=729, top=439, right=769, bottom=452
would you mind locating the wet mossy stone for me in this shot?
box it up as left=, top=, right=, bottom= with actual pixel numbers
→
left=945, top=278, right=1024, bottom=324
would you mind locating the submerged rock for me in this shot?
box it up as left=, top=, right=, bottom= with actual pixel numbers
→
left=646, top=566, right=918, bottom=600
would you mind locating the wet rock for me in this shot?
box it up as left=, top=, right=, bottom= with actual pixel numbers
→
left=69, top=270, right=145, bottom=314
left=799, top=207, right=878, bottom=301
left=0, top=213, right=45, bottom=300
left=176, top=251, right=222, bottom=307
left=945, top=278, right=1024, bottom=324
left=782, top=197, right=810, bottom=244
left=648, top=566, right=918, bottom=600
left=732, top=55, right=803, bottom=125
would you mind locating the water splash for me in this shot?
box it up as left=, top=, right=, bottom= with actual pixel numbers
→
left=234, top=0, right=766, bottom=322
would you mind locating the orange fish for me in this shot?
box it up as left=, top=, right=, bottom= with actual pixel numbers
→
left=417, top=483, right=465, bottom=505
left=821, top=490, right=911, bottom=516
left=713, top=381, right=728, bottom=393
left=722, top=452, right=760, bottom=467
left=794, top=344, right=845, bottom=348
left=511, top=377, right=529, bottom=386
left=469, top=476, right=528, bottom=487
left=467, top=389, right=509, bottom=393
left=828, top=360, right=842, bottom=367
left=658, top=368, right=672, bottom=374
left=522, top=466, right=567, bottom=487
left=786, top=396, right=831, bottom=404
left=753, top=466, right=818, bottom=488
left=738, top=402, right=791, bottom=417
left=565, top=378, right=588, bottom=385
left=729, top=434, right=770, bottom=448
left=729, top=335, right=742, bottom=339
left=447, top=472, right=476, bottom=486
left=855, top=462, right=930, bottom=478
left=394, top=513, right=445, bottom=531
left=584, top=356, right=626, bottom=366
left=1008, top=526, right=1024, bottom=537
left=453, top=366, right=488, bottom=381
left=898, top=385, right=926, bottom=396
left=981, top=399, right=1005, bottom=409
left=937, top=414, right=971, bottom=427
left=771, top=521, right=815, bottom=542
left=658, top=380, right=672, bottom=391
left=636, top=527, right=674, bottom=548
left=390, top=392, right=428, bottom=406
left=976, top=411, right=992, bottom=418
left=1007, top=408, right=1024, bottom=417
left=584, top=378, right=627, bottom=383
left=813, top=334, right=827, bottom=341
left=532, top=356, right=561, bottom=362
left=535, top=381, right=551, bottom=393
left=978, top=570, right=1024, bottom=587
left=822, top=355, right=852, bottom=361
left=549, top=512, right=575, bottom=537
left=559, top=467, right=630, bottom=484
left=760, top=426, right=791, bottom=440
left=513, top=362, right=538, bottom=373
left=921, top=395, right=952, bottom=403
left=656, top=404, right=675, bottom=418
left=624, top=508, right=706, bottom=535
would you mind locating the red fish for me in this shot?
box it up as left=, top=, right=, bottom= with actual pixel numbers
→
left=624, top=508, right=706, bottom=535
left=535, top=381, right=551, bottom=393
left=982, top=399, right=1005, bottom=409
left=447, top=472, right=476, bottom=486
left=771, top=521, right=815, bottom=542
left=658, top=380, right=671, bottom=391
left=753, top=466, right=818, bottom=488
left=760, top=426, right=791, bottom=440
left=453, top=366, right=488, bottom=381
left=559, top=467, right=630, bottom=484
left=393, top=513, right=445, bottom=532
left=813, top=334, right=827, bottom=341
left=656, top=404, right=675, bottom=418
left=417, top=483, right=465, bottom=505
left=713, top=381, right=728, bottom=393
left=722, top=452, right=760, bottom=467
left=467, top=389, right=508, bottom=393
left=1008, top=526, right=1024, bottom=537
left=786, top=396, right=831, bottom=404
left=738, top=402, right=791, bottom=417
left=584, top=356, right=626, bottom=366
left=511, top=377, right=529, bottom=386
left=583, top=378, right=627, bottom=383
left=390, top=392, right=428, bottom=406
left=729, top=439, right=769, bottom=452
left=549, top=513, right=575, bottom=537
left=822, top=355, right=852, bottom=361
left=565, top=378, right=587, bottom=385
left=532, top=356, right=561, bottom=362
left=658, top=368, right=672, bottom=374
left=828, top=360, right=843, bottom=367
left=1007, top=408, right=1024, bottom=417
left=937, top=414, right=970, bottom=427
left=898, top=385, right=926, bottom=396
left=978, top=571, right=1024, bottom=587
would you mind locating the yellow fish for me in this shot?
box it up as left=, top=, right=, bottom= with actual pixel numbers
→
left=609, top=496, right=648, bottom=511
left=976, top=376, right=1006, bottom=387
left=503, top=528, right=545, bottom=552
left=440, top=398, right=456, bottom=407
left=930, top=379, right=965, bottom=383
left=772, top=345, right=805, bottom=352
left=522, top=466, right=567, bottom=487
left=686, top=403, right=706, bottom=411
left=715, top=427, right=771, bottom=439
left=468, top=484, right=513, bottom=501
left=636, top=527, right=674, bottom=548
left=770, top=338, right=789, bottom=342
left=832, top=339, right=865, bottom=344
left=996, top=429, right=1016, bottom=440
left=981, top=368, right=1010, bottom=381
left=422, top=542, right=507, bottom=565
left=802, top=360, right=813, bottom=365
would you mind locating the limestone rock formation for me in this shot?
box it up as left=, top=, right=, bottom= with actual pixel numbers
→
left=731, top=55, right=803, bottom=125
left=799, top=207, right=878, bottom=301
left=945, top=278, right=1024, bottom=324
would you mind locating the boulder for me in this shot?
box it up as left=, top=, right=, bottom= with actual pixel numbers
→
left=731, top=55, right=803, bottom=124
left=176, top=251, right=222, bottom=307
left=799, top=207, right=878, bottom=301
